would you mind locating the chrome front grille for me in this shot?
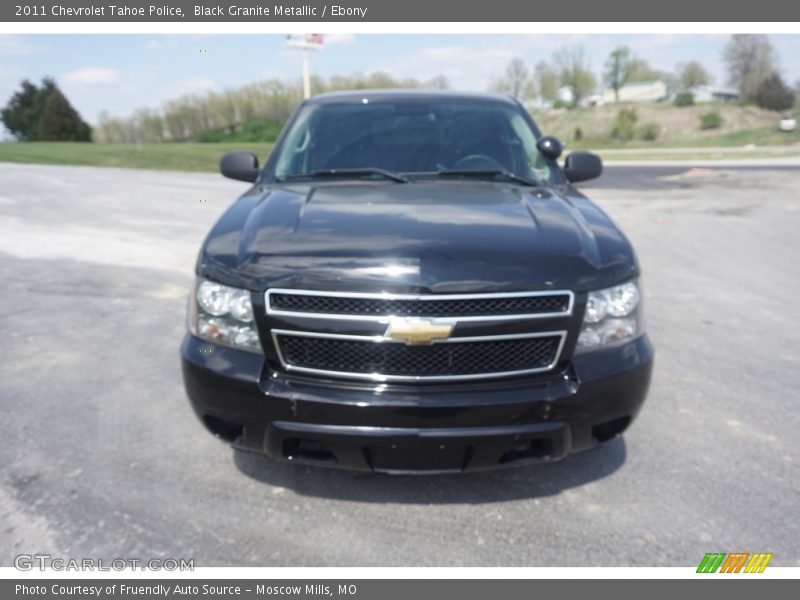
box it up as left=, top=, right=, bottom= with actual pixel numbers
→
left=265, top=289, right=572, bottom=382
left=266, top=288, right=573, bottom=322
left=272, top=330, right=566, bottom=382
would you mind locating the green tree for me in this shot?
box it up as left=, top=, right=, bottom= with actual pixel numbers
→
left=534, top=61, right=559, bottom=103
left=723, top=34, right=775, bottom=101
left=36, top=86, right=92, bottom=141
left=604, top=46, right=631, bottom=102
left=678, top=61, right=711, bottom=89
left=625, top=58, right=659, bottom=82
left=604, top=47, right=659, bottom=102
left=755, top=72, right=795, bottom=111
left=554, top=47, right=597, bottom=107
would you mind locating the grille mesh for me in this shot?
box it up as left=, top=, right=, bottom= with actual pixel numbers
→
left=269, top=292, right=569, bottom=317
left=277, top=334, right=561, bottom=378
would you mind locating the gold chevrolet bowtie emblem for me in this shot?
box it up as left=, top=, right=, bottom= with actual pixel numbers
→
left=385, top=317, right=454, bottom=345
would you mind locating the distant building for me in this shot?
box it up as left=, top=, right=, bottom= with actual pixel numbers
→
left=688, top=86, right=715, bottom=103
left=681, top=86, right=740, bottom=103
left=602, top=80, right=668, bottom=104
left=556, top=86, right=575, bottom=106
left=711, top=88, right=740, bottom=102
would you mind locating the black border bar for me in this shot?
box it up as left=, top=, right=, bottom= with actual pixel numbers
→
left=4, top=0, right=800, bottom=22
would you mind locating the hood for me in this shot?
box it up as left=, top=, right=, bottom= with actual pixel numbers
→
left=200, top=181, right=637, bottom=293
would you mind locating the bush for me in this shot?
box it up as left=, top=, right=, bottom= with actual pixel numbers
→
left=699, top=111, right=723, bottom=130
left=755, top=73, right=795, bottom=112
left=610, top=108, right=638, bottom=141
left=197, top=119, right=283, bottom=143
left=638, top=122, right=661, bottom=141
left=674, top=91, right=695, bottom=107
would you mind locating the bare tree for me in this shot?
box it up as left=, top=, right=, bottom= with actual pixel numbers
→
left=657, top=71, right=680, bottom=96
left=490, top=57, right=535, bottom=101
left=94, top=71, right=451, bottom=143
left=426, top=75, right=450, bottom=90
left=625, top=58, right=659, bottom=82
left=554, top=47, right=597, bottom=107
left=133, top=108, right=165, bottom=143
left=723, top=34, right=776, bottom=101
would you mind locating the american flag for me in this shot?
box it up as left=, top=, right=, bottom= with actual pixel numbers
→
left=305, top=34, right=324, bottom=46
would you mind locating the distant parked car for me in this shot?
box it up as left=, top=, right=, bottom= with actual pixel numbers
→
left=779, top=115, right=797, bottom=132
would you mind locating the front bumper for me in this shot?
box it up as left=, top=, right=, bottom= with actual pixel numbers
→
left=180, top=334, right=653, bottom=473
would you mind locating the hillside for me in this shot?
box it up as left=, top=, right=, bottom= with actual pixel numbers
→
left=535, top=102, right=800, bottom=149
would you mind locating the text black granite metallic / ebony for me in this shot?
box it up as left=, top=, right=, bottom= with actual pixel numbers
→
left=180, top=90, right=654, bottom=473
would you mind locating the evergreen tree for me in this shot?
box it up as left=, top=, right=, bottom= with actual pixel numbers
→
left=1, top=77, right=92, bottom=141
left=755, top=73, right=795, bottom=112
left=0, top=79, right=43, bottom=140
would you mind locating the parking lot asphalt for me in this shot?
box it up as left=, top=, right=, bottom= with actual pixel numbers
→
left=0, top=162, right=798, bottom=567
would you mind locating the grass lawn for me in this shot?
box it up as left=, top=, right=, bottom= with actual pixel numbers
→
left=0, top=142, right=274, bottom=172
left=0, top=136, right=798, bottom=173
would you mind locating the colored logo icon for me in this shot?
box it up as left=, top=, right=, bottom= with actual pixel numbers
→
left=697, top=552, right=773, bottom=573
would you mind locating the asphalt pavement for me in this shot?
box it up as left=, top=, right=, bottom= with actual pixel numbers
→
left=0, top=162, right=798, bottom=567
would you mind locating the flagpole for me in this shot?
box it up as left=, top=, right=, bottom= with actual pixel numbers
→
left=302, top=51, right=310, bottom=99
left=286, top=34, right=323, bottom=100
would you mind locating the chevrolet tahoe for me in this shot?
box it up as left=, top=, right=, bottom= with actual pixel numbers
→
left=180, top=90, right=654, bottom=473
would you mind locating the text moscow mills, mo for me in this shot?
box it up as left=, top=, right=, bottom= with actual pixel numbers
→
left=29, top=4, right=369, bottom=18
left=17, top=583, right=359, bottom=597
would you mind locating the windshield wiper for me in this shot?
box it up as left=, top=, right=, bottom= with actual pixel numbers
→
left=279, top=168, right=409, bottom=183
left=431, top=169, right=541, bottom=187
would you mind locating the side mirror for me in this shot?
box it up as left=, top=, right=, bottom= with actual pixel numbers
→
left=563, top=151, right=603, bottom=183
left=536, top=136, right=563, bottom=160
left=220, top=151, right=259, bottom=182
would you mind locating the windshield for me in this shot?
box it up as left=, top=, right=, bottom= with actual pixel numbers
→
left=272, top=99, right=553, bottom=183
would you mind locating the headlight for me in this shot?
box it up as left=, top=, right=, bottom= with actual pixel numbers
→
left=576, top=280, right=643, bottom=353
left=188, top=278, right=262, bottom=353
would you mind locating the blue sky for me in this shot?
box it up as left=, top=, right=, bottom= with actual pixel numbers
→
left=2, top=34, right=800, bottom=129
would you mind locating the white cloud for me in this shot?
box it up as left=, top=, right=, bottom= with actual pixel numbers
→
left=324, top=34, right=356, bottom=46
left=144, top=40, right=162, bottom=50
left=0, top=35, right=46, bottom=55
left=61, top=67, right=120, bottom=85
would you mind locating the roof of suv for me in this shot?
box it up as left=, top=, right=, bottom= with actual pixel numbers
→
left=304, top=89, right=519, bottom=106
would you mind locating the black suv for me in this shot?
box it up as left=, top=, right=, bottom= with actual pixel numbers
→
left=180, top=90, right=653, bottom=473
